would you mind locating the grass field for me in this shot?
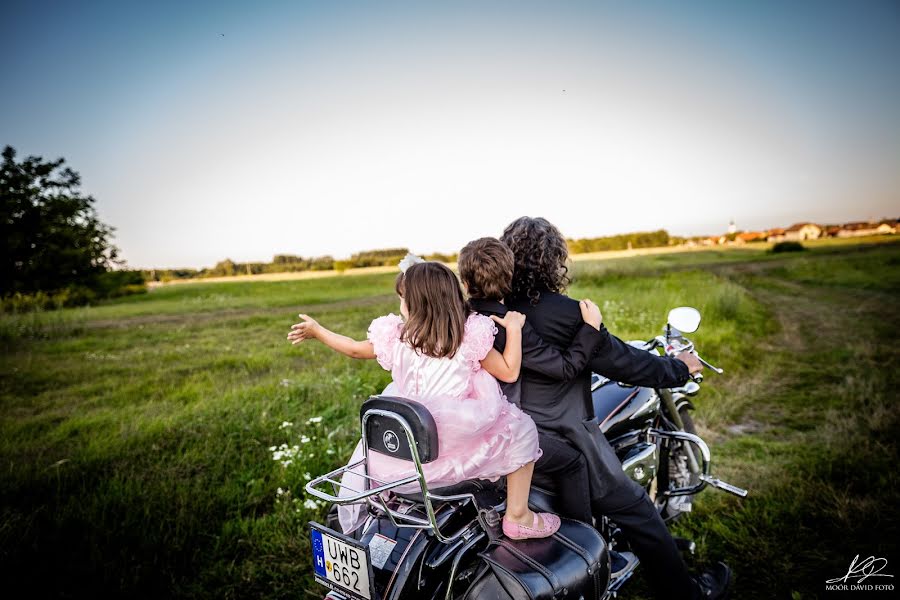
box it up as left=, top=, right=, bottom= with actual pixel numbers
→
left=1, top=240, right=898, bottom=598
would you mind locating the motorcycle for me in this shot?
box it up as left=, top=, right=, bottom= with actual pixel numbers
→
left=305, top=307, right=748, bottom=599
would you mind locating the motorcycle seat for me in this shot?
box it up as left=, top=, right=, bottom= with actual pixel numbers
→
left=527, top=484, right=564, bottom=515
left=393, top=478, right=499, bottom=504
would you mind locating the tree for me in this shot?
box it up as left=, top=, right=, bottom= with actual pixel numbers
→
left=1, top=145, right=120, bottom=296
left=212, top=259, right=237, bottom=276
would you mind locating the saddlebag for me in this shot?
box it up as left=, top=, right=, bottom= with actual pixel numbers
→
left=463, top=519, right=609, bottom=600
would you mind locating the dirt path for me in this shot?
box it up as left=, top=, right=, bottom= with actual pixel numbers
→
left=682, top=258, right=900, bottom=597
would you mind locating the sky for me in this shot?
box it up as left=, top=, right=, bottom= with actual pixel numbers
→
left=2, top=0, right=899, bottom=269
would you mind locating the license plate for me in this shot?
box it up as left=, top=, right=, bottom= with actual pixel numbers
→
left=310, top=522, right=375, bottom=600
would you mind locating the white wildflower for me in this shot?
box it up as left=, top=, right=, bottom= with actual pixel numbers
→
left=280, top=421, right=293, bottom=429
left=300, top=435, right=311, bottom=444
left=303, top=499, right=318, bottom=510
left=307, top=416, right=323, bottom=424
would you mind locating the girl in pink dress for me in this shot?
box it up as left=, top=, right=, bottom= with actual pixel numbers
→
left=288, top=261, right=560, bottom=540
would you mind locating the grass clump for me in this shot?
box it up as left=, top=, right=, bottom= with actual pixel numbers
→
left=770, top=241, right=806, bottom=253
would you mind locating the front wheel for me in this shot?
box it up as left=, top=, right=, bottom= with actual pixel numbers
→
left=656, top=406, right=701, bottom=521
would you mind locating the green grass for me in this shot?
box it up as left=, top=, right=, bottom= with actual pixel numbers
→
left=1, top=241, right=898, bottom=598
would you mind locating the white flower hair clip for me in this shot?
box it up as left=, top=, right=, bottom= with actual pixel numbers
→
left=398, top=252, right=425, bottom=273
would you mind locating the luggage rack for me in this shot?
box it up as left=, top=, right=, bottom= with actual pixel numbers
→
left=305, top=397, right=482, bottom=543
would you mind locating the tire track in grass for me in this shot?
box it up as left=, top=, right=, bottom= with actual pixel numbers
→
left=675, top=257, right=899, bottom=598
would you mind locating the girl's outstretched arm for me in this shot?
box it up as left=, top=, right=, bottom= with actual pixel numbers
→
left=480, top=311, right=525, bottom=383
left=287, top=314, right=376, bottom=359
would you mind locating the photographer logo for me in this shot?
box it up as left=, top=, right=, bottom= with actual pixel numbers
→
left=825, top=555, right=893, bottom=593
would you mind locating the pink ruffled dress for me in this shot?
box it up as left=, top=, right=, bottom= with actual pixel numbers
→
left=337, top=313, right=542, bottom=533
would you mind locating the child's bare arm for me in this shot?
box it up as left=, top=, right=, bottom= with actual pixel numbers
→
left=480, top=311, right=525, bottom=383
left=287, top=314, right=376, bottom=359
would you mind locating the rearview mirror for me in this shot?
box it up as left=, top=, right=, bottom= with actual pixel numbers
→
left=668, top=307, right=701, bottom=333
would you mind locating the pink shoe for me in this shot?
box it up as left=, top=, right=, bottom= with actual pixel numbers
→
left=502, top=511, right=561, bottom=540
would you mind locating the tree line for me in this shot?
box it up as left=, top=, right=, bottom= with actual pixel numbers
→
left=146, top=249, right=460, bottom=282
left=567, top=229, right=677, bottom=253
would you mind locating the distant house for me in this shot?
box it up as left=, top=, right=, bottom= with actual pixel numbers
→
left=877, top=219, right=898, bottom=234
left=836, top=221, right=896, bottom=237
left=735, top=231, right=766, bottom=243
left=767, top=227, right=786, bottom=243
left=822, top=225, right=841, bottom=237
left=783, top=223, right=822, bottom=241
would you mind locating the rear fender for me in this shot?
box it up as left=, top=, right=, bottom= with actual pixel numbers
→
left=358, top=500, right=480, bottom=600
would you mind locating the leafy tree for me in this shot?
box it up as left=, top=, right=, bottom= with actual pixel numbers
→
left=212, top=259, right=237, bottom=276
left=1, top=145, right=120, bottom=295
left=273, top=254, right=303, bottom=265
left=350, top=247, right=409, bottom=267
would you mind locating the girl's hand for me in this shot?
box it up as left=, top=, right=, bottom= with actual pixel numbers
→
left=579, top=299, right=602, bottom=330
left=287, top=314, right=321, bottom=345
left=490, top=310, right=526, bottom=332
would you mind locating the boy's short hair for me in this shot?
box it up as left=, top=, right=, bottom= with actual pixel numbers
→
left=458, top=237, right=514, bottom=300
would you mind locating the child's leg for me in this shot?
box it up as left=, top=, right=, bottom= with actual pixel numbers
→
left=504, top=461, right=536, bottom=524
left=503, top=461, right=561, bottom=539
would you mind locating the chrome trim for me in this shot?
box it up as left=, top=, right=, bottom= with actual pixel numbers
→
left=632, top=391, right=660, bottom=419
left=621, top=443, right=658, bottom=486
left=607, top=553, right=640, bottom=594
left=305, top=408, right=476, bottom=543
left=591, top=373, right=610, bottom=391
left=649, top=429, right=750, bottom=499
left=672, top=381, right=701, bottom=396
left=699, top=474, right=749, bottom=497
left=444, top=531, right=487, bottom=600
left=648, top=428, right=711, bottom=497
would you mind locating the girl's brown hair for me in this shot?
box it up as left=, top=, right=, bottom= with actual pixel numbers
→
left=397, top=262, right=469, bottom=358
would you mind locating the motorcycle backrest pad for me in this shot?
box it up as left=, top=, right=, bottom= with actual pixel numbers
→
left=464, top=518, right=610, bottom=600
left=360, top=396, right=439, bottom=463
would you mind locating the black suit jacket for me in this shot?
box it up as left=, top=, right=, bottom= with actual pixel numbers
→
left=506, top=291, right=690, bottom=498
left=468, top=298, right=605, bottom=407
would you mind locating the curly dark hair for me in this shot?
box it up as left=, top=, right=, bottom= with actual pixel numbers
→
left=500, top=217, right=570, bottom=304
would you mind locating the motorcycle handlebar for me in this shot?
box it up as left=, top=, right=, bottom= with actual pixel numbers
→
left=655, top=335, right=724, bottom=377
left=695, top=352, right=724, bottom=374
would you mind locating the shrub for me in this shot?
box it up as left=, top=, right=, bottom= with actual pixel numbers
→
left=1, top=271, right=146, bottom=313
left=771, top=241, right=805, bottom=253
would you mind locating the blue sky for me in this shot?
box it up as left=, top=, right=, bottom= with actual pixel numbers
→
left=3, top=0, right=898, bottom=268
